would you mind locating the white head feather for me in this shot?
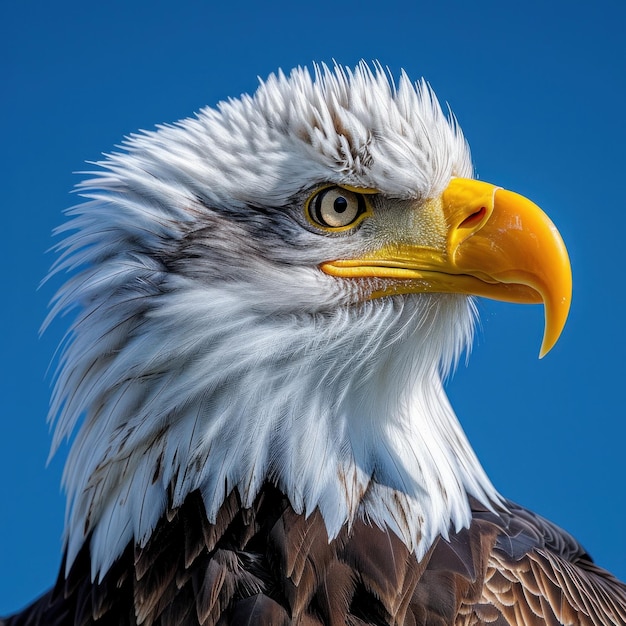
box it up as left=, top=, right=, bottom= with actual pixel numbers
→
left=46, top=63, right=500, bottom=580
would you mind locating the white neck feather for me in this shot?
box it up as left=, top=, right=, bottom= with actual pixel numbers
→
left=51, top=266, right=499, bottom=580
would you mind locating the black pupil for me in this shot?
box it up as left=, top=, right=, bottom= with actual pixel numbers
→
left=333, top=196, right=348, bottom=213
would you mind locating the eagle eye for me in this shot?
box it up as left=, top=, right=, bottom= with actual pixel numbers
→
left=307, top=187, right=367, bottom=230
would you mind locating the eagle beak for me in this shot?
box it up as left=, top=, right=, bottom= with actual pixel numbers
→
left=320, top=177, right=572, bottom=358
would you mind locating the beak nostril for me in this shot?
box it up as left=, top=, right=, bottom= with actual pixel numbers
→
left=458, top=206, right=487, bottom=229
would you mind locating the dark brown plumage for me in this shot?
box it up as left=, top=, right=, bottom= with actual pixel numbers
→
left=4, top=484, right=626, bottom=625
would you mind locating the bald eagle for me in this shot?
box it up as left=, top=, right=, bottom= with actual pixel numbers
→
left=3, top=63, right=625, bottom=626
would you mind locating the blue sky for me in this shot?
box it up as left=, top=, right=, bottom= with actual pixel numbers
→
left=2, top=0, right=625, bottom=615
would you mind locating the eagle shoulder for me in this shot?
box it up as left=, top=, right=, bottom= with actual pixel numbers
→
left=466, top=499, right=626, bottom=625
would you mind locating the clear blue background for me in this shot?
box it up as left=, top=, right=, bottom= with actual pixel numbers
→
left=2, top=0, right=625, bottom=615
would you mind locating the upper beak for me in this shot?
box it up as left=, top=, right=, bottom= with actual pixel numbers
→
left=320, top=178, right=572, bottom=357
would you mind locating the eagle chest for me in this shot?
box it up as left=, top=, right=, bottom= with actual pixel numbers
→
left=29, top=486, right=505, bottom=626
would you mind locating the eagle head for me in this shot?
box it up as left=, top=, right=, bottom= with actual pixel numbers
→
left=47, top=63, right=571, bottom=579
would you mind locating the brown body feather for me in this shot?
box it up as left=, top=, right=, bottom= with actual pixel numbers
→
left=3, top=484, right=626, bottom=626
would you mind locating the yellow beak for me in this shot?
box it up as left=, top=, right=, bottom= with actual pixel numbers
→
left=320, top=178, right=572, bottom=357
